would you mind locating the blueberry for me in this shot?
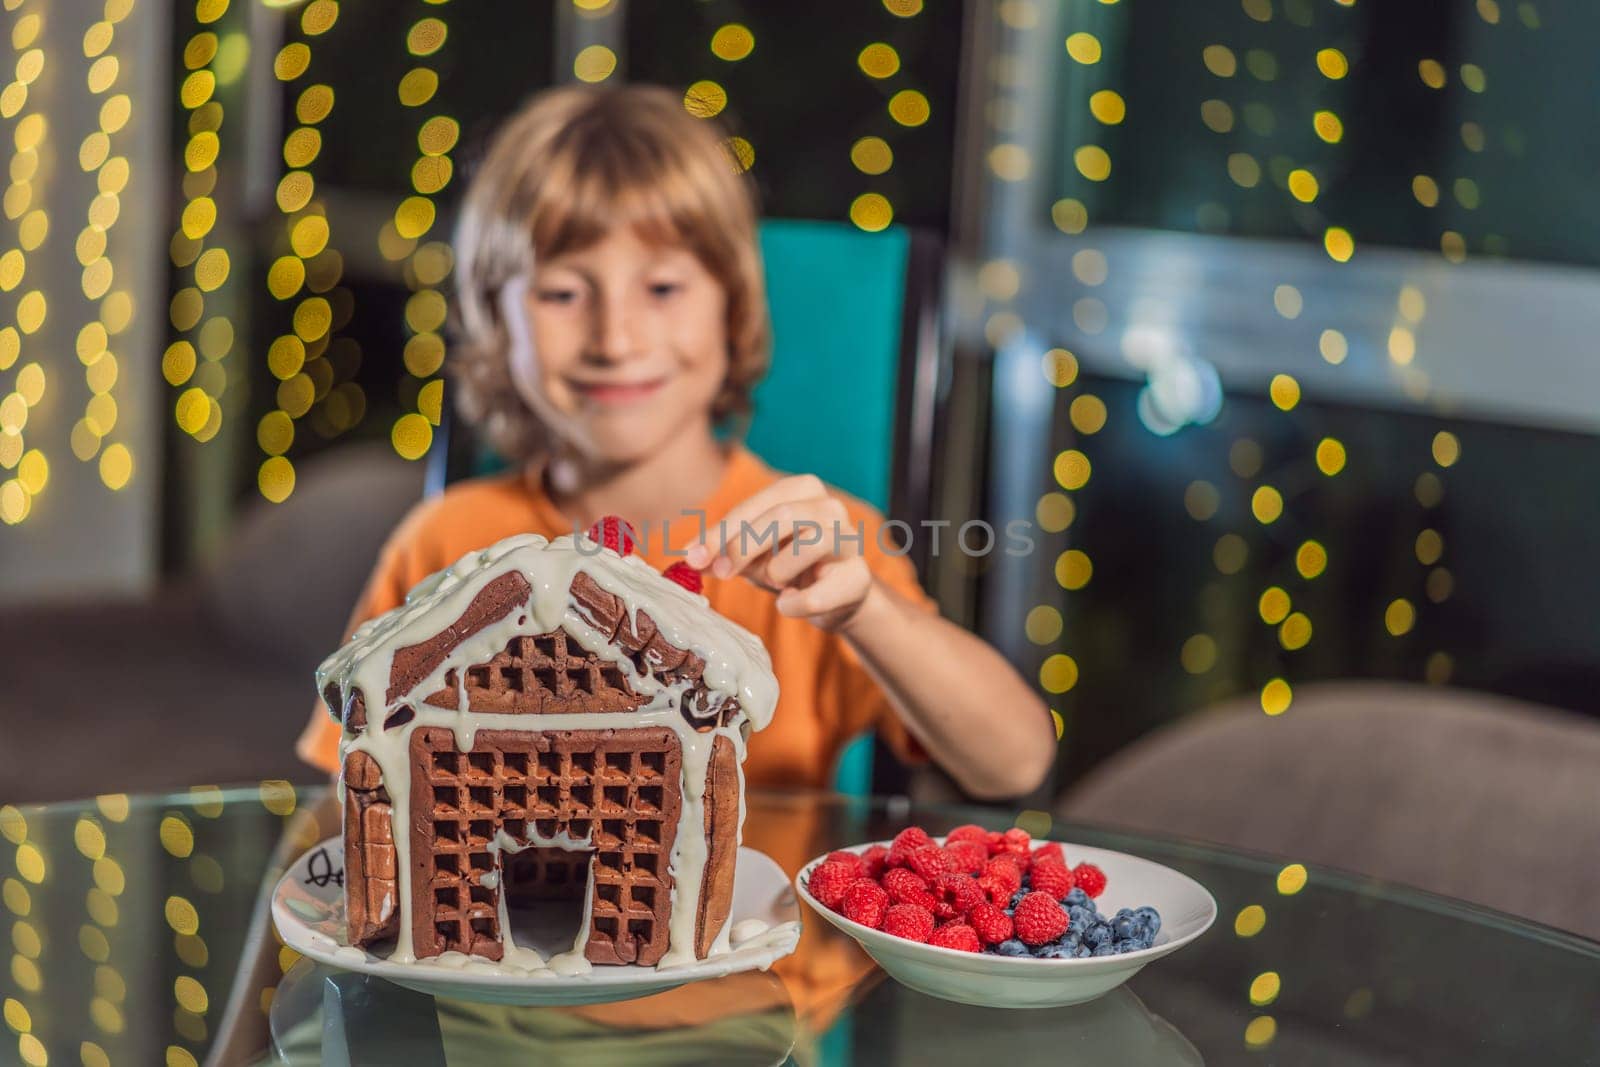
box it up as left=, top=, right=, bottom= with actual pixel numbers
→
left=1035, top=942, right=1070, bottom=959
left=1114, top=939, right=1142, bottom=954
left=1068, top=915, right=1090, bottom=937
left=993, top=939, right=1030, bottom=957
left=1065, top=888, right=1090, bottom=907
left=1135, top=907, right=1161, bottom=936
left=1068, top=905, right=1092, bottom=924
left=1112, top=917, right=1137, bottom=941
left=1084, top=922, right=1112, bottom=946
left=1072, top=944, right=1092, bottom=958
left=1009, top=889, right=1028, bottom=909
left=1115, top=908, right=1134, bottom=920
left=1092, top=941, right=1116, bottom=956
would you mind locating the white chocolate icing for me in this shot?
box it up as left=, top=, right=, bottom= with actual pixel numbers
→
left=317, top=533, right=779, bottom=971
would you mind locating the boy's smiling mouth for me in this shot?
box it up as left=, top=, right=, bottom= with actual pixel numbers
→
left=566, top=376, right=668, bottom=405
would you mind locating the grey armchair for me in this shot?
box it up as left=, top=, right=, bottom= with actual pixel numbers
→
left=0, top=443, right=423, bottom=803
left=1059, top=681, right=1600, bottom=941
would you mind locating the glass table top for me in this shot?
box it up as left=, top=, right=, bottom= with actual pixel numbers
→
left=1, top=785, right=1597, bottom=1065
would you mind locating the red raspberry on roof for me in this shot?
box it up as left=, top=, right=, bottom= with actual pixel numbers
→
left=1013, top=891, right=1069, bottom=946
left=661, top=561, right=703, bottom=594
left=585, top=515, right=639, bottom=556
left=945, top=839, right=988, bottom=875
left=887, top=827, right=934, bottom=868
left=882, top=868, right=938, bottom=911
left=930, top=872, right=983, bottom=921
left=860, top=844, right=890, bottom=879
left=928, top=922, right=982, bottom=953
left=1071, top=862, right=1107, bottom=898
left=906, top=844, right=955, bottom=882
left=809, top=860, right=859, bottom=911
left=1029, top=862, right=1075, bottom=901
left=944, top=824, right=989, bottom=848
left=966, top=900, right=1014, bottom=945
left=883, top=903, right=936, bottom=943
left=840, top=879, right=890, bottom=929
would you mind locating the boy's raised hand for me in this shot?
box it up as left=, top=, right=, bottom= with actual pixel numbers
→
left=684, top=474, right=874, bottom=632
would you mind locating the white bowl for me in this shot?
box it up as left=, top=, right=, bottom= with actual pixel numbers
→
left=274, top=838, right=801, bottom=1006
left=795, top=838, right=1216, bottom=1009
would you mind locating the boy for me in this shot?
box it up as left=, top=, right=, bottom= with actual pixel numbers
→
left=297, top=84, right=1052, bottom=800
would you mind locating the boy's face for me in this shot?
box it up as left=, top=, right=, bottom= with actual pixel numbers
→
left=509, top=225, right=729, bottom=465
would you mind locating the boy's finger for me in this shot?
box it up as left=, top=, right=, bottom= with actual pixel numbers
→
left=686, top=475, right=827, bottom=564
left=763, top=533, right=836, bottom=588
left=775, top=560, right=867, bottom=618
left=713, top=499, right=835, bottom=579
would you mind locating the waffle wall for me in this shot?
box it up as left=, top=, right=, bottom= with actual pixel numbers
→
left=409, top=724, right=692, bottom=965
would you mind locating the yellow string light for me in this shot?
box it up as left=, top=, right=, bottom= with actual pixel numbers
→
left=388, top=9, right=454, bottom=463
left=162, top=5, right=246, bottom=457
left=0, top=0, right=50, bottom=522
left=260, top=6, right=364, bottom=498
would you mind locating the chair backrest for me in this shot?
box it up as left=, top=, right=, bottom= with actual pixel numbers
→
left=748, top=220, right=906, bottom=510
left=1058, top=681, right=1600, bottom=940
left=750, top=220, right=943, bottom=795
left=425, top=220, right=948, bottom=795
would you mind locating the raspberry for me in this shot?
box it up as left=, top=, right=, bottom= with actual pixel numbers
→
left=882, top=903, right=935, bottom=943
left=945, top=840, right=988, bottom=875
left=585, top=515, right=638, bottom=556
left=1029, top=862, right=1075, bottom=901
left=887, top=827, right=934, bottom=868
left=930, top=872, right=983, bottom=921
left=993, top=828, right=1033, bottom=867
left=982, top=856, right=1023, bottom=895
left=1031, top=842, right=1067, bottom=868
left=1012, top=892, right=1070, bottom=946
left=808, top=860, right=859, bottom=910
left=661, top=561, right=703, bottom=594
left=824, top=851, right=868, bottom=880
left=860, top=844, right=890, bottom=879
left=976, top=873, right=1014, bottom=906
left=840, top=879, right=890, bottom=929
left=966, top=900, right=1014, bottom=944
left=944, top=824, right=989, bottom=848
left=906, top=844, right=954, bottom=882
left=928, top=923, right=982, bottom=953
left=1071, top=863, right=1107, bottom=898
left=882, top=868, right=938, bottom=910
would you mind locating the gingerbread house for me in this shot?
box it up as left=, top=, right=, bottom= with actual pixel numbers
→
left=317, top=525, right=778, bottom=972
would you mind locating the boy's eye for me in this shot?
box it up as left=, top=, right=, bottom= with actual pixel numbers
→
left=648, top=282, right=682, bottom=299
left=535, top=288, right=579, bottom=305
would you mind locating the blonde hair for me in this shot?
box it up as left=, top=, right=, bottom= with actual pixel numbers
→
left=451, top=84, right=768, bottom=461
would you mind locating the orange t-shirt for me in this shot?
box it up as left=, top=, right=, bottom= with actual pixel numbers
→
left=297, top=445, right=933, bottom=782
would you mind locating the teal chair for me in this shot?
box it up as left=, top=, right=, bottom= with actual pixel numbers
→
left=427, top=220, right=947, bottom=795
left=745, top=220, right=944, bottom=795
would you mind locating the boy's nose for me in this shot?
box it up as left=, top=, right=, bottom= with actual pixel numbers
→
left=587, top=293, right=639, bottom=363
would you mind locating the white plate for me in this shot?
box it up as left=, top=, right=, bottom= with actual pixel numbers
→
left=273, top=838, right=802, bottom=1005
left=796, top=838, right=1215, bottom=1009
